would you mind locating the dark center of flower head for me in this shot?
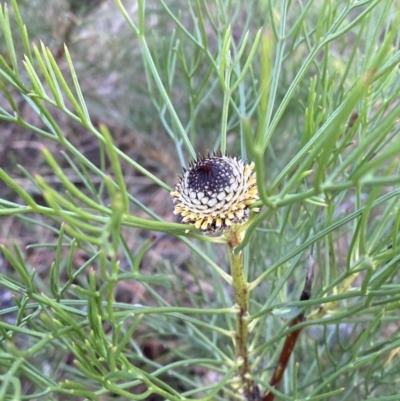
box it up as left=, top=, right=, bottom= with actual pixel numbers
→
left=188, top=157, right=234, bottom=195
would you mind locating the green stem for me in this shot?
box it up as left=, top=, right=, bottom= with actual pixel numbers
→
left=225, top=226, right=254, bottom=397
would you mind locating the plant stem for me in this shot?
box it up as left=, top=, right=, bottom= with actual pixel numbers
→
left=262, top=315, right=304, bottom=401
left=225, top=226, right=256, bottom=398
left=262, top=268, right=314, bottom=401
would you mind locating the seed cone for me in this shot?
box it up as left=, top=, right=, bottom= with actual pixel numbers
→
left=171, top=154, right=259, bottom=233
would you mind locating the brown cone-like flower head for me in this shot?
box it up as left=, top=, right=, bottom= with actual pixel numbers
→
left=171, top=154, right=259, bottom=233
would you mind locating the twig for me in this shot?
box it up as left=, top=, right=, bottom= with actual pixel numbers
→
left=225, top=226, right=258, bottom=397
left=262, top=268, right=314, bottom=401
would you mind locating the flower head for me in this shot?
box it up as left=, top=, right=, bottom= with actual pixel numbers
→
left=171, top=154, right=259, bottom=233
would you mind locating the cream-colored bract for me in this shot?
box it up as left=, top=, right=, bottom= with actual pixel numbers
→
left=171, top=155, right=259, bottom=233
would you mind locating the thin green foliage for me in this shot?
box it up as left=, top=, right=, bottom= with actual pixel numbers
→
left=1, top=0, right=400, bottom=400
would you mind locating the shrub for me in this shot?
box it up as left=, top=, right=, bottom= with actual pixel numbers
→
left=1, top=1, right=400, bottom=400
